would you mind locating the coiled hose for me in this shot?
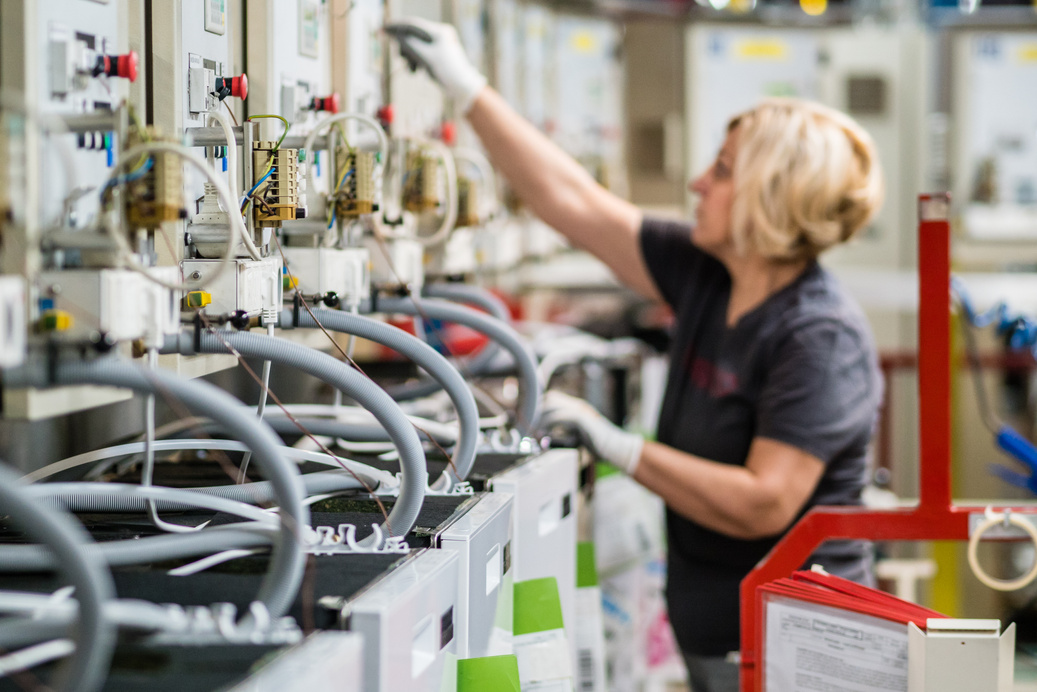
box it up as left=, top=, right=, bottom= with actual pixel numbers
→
left=281, top=307, right=478, bottom=485
left=0, top=462, right=115, bottom=692
left=363, top=296, right=541, bottom=433
left=388, top=283, right=512, bottom=401
left=161, top=330, right=426, bottom=539
left=3, top=356, right=307, bottom=622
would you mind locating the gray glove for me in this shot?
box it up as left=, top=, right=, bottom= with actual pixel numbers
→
left=385, top=18, right=488, bottom=113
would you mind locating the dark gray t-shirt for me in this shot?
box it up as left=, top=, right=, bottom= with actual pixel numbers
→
left=639, top=217, right=882, bottom=656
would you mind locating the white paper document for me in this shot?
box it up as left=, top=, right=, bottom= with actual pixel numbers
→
left=764, top=596, right=909, bottom=692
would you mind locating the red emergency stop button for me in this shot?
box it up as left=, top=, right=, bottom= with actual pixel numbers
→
left=96, top=51, right=138, bottom=82
left=311, top=94, right=340, bottom=114
left=216, top=74, right=248, bottom=100
left=441, top=121, right=456, bottom=146
left=377, top=104, right=394, bottom=127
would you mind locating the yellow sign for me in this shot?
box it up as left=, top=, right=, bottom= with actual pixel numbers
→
left=571, top=31, right=598, bottom=54
left=1018, top=44, right=1037, bottom=62
left=800, top=0, right=828, bottom=16
left=735, top=40, right=788, bottom=61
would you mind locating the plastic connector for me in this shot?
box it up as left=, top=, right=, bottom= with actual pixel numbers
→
left=183, top=291, right=213, bottom=309
left=39, top=310, right=74, bottom=332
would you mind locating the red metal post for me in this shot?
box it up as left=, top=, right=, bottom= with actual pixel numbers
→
left=917, top=194, right=953, bottom=512
left=738, top=194, right=980, bottom=692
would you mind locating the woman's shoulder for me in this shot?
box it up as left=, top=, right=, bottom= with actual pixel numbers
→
left=768, top=265, right=876, bottom=353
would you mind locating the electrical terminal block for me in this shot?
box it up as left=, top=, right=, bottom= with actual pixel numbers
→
left=252, top=143, right=300, bottom=227
left=403, top=149, right=440, bottom=212
left=456, top=176, right=480, bottom=228
left=126, top=127, right=187, bottom=228
left=333, top=150, right=377, bottom=217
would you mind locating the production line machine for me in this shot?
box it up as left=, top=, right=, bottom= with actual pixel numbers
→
left=0, top=1, right=616, bottom=690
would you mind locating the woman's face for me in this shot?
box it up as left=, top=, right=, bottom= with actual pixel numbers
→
left=688, top=129, right=738, bottom=258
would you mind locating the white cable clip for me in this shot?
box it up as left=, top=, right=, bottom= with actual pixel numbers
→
left=968, top=505, right=1037, bottom=591
left=310, top=522, right=409, bottom=555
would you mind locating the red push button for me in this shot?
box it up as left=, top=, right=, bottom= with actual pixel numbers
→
left=216, top=74, right=248, bottom=100
left=441, top=121, right=456, bottom=146
left=97, top=51, right=138, bottom=82
left=311, top=94, right=340, bottom=114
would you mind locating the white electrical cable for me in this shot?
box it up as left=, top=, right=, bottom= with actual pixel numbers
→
left=452, top=146, right=499, bottom=219
left=29, top=484, right=282, bottom=528
left=0, top=640, right=76, bottom=678
left=302, top=112, right=390, bottom=216
left=25, top=439, right=397, bottom=489
left=239, top=322, right=276, bottom=483
left=102, top=141, right=261, bottom=292
left=967, top=507, right=1037, bottom=592
left=206, top=108, right=239, bottom=197
left=263, top=404, right=461, bottom=441
left=167, top=548, right=260, bottom=577
left=141, top=348, right=197, bottom=534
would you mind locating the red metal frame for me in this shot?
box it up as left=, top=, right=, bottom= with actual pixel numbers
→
left=738, top=194, right=1033, bottom=691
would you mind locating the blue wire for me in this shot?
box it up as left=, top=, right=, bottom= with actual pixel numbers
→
left=245, top=166, right=275, bottom=199
left=952, top=276, right=1037, bottom=357
left=337, top=167, right=355, bottom=188
left=100, top=157, right=153, bottom=199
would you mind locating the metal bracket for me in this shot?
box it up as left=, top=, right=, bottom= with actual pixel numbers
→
left=968, top=508, right=1037, bottom=540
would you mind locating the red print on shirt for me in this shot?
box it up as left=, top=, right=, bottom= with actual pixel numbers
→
left=688, top=355, right=740, bottom=398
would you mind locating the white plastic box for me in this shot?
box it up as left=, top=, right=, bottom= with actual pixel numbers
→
left=489, top=449, right=579, bottom=672
left=181, top=257, right=283, bottom=319
left=280, top=246, right=370, bottom=307
left=348, top=548, right=460, bottom=692
left=438, top=491, right=514, bottom=659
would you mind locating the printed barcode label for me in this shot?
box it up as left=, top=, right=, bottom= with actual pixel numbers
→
left=578, top=648, right=595, bottom=690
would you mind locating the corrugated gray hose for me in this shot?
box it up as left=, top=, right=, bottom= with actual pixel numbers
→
left=283, top=308, right=478, bottom=485
left=3, top=356, right=307, bottom=622
left=0, top=462, right=115, bottom=692
left=387, top=283, right=513, bottom=401
left=363, top=296, right=541, bottom=433
left=161, top=330, right=426, bottom=539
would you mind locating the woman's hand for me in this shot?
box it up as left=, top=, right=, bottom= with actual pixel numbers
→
left=541, top=391, right=644, bottom=474
left=385, top=18, right=487, bottom=113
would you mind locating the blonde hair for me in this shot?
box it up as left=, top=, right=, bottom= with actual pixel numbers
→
left=726, top=98, right=884, bottom=261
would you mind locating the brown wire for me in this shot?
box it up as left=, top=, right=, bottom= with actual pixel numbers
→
left=271, top=232, right=458, bottom=481
left=196, top=314, right=392, bottom=532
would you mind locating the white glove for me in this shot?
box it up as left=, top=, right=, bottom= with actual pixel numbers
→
left=540, top=391, right=644, bottom=475
left=385, top=18, right=488, bottom=114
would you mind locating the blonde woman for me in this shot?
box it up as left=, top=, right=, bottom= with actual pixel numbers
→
left=388, top=19, right=884, bottom=692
